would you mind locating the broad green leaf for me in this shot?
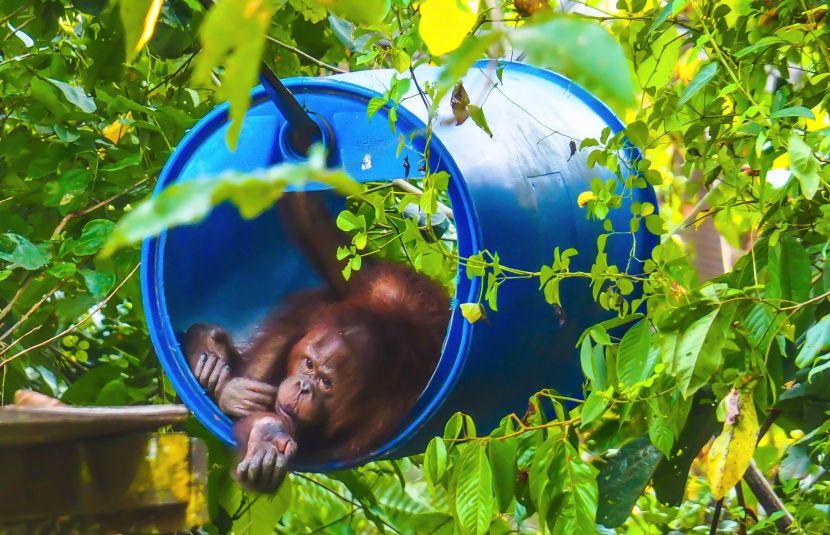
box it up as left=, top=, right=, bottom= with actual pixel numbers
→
left=366, top=96, right=387, bottom=119
left=336, top=210, right=362, bottom=231
left=467, top=105, right=493, bottom=137
left=419, top=0, right=478, bottom=56
left=648, top=0, right=689, bottom=32
left=705, top=389, right=759, bottom=500
left=72, top=219, right=115, bottom=256
left=46, top=79, right=97, bottom=113
left=424, top=437, right=448, bottom=486
left=767, top=235, right=811, bottom=304
left=667, top=304, right=736, bottom=397
left=617, top=319, right=652, bottom=387
left=678, top=63, right=717, bottom=106
left=460, top=302, right=484, bottom=323
left=310, top=0, right=390, bottom=25
left=646, top=399, right=675, bottom=456
left=47, top=262, right=77, bottom=280
left=80, top=269, right=116, bottom=299
left=788, top=132, right=821, bottom=199
left=511, top=17, right=635, bottom=109
left=771, top=106, right=815, bottom=120
left=548, top=443, right=599, bottom=534
left=488, top=438, right=517, bottom=513
left=0, top=234, right=51, bottom=270
left=796, top=314, right=830, bottom=368
left=455, top=443, right=495, bottom=535
left=580, top=390, right=608, bottom=426
left=118, top=0, right=163, bottom=62
left=103, top=152, right=358, bottom=256
left=596, top=435, right=662, bottom=527
left=194, top=0, right=280, bottom=148
left=43, top=169, right=90, bottom=210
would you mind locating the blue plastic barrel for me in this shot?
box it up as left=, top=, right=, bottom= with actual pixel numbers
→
left=141, top=60, right=657, bottom=470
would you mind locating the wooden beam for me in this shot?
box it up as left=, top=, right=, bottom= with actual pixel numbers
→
left=0, top=432, right=208, bottom=532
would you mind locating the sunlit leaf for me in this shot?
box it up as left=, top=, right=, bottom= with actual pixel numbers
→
left=194, top=0, right=280, bottom=148
left=419, top=0, right=479, bottom=56
left=788, top=132, right=821, bottom=199
left=678, top=62, right=717, bottom=106
left=46, top=78, right=96, bottom=113
left=118, top=0, right=164, bottom=62
left=310, top=0, right=391, bottom=25
left=705, top=388, right=759, bottom=500
left=0, top=234, right=51, bottom=270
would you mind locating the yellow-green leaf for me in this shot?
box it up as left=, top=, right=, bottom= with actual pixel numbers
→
left=419, top=0, right=479, bottom=56
left=460, top=302, right=484, bottom=323
left=194, top=0, right=280, bottom=148
left=310, top=0, right=391, bottom=25
left=704, top=388, right=759, bottom=500
left=119, top=0, right=164, bottom=62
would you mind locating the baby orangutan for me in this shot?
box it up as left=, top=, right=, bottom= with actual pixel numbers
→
left=184, top=193, right=450, bottom=492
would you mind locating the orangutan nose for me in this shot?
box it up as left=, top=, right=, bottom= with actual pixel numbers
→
left=299, top=379, right=312, bottom=394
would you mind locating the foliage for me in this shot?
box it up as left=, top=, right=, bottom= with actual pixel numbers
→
left=2, top=1, right=830, bottom=534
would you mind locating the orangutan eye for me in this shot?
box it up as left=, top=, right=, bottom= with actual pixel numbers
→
left=304, top=357, right=313, bottom=370
left=321, top=377, right=332, bottom=389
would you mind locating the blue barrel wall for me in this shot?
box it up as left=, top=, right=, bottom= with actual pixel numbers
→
left=141, top=60, right=658, bottom=470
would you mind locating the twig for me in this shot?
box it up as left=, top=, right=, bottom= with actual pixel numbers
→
left=265, top=35, right=346, bottom=74
left=743, top=460, right=793, bottom=532
left=709, top=498, right=724, bottom=535
left=0, top=264, right=139, bottom=366
left=0, top=275, right=31, bottom=325
left=293, top=474, right=401, bottom=534
left=0, top=286, right=58, bottom=342
left=51, top=178, right=150, bottom=239
left=735, top=483, right=748, bottom=535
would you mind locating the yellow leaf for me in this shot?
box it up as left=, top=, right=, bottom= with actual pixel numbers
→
left=102, top=112, right=133, bottom=144
left=119, top=0, right=164, bottom=62
left=460, top=302, right=483, bottom=323
left=419, top=0, right=479, bottom=56
left=705, top=388, right=759, bottom=500
left=577, top=191, right=596, bottom=207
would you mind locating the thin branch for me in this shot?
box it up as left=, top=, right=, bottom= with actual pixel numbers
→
left=0, top=264, right=139, bottom=366
left=0, top=275, right=31, bottom=325
left=265, top=35, right=347, bottom=74
left=743, top=461, right=794, bottom=532
left=709, top=498, right=724, bottom=535
left=0, top=286, right=58, bottom=343
left=51, top=177, right=150, bottom=239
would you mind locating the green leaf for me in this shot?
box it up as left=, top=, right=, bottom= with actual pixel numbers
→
left=467, top=105, right=493, bottom=137
left=391, top=49, right=410, bottom=73
left=511, top=17, right=635, bottom=108
left=47, top=262, right=77, bottom=280
left=771, top=106, right=815, bottom=120
left=46, top=78, right=97, bottom=113
left=596, top=435, right=662, bottom=527
left=667, top=304, right=737, bottom=397
left=644, top=214, right=664, bottom=235
left=796, top=315, right=830, bottom=368
left=678, top=63, right=718, bottom=106
left=310, top=0, right=391, bottom=25
left=0, top=234, right=51, bottom=270
left=647, top=399, right=675, bottom=456
left=617, top=319, right=652, bottom=387
left=488, top=438, right=518, bottom=513
left=72, top=219, right=115, bottom=256
left=194, top=0, right=280, bottom=148
left=767, top=235, right=811, bottom=303
left=455, top=443, right=495, bottom=535
left=103, top=155, right=358, bottom=256
left=336, top=210, right=362, bottom=231
left=424, top=437, right=448, bottom=486
left=581, top=390, right=608, bottom=426
left=367, top=96, right=388, bottom=119
left=44, top=169, right=90, bottom=209
left=788, top=132, right=821, bottom=199
left=548, top=443, right=599, bottom=534
left=80, top=268, right=116, bottom=298
left=649, top=0, right=689, bottom=32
